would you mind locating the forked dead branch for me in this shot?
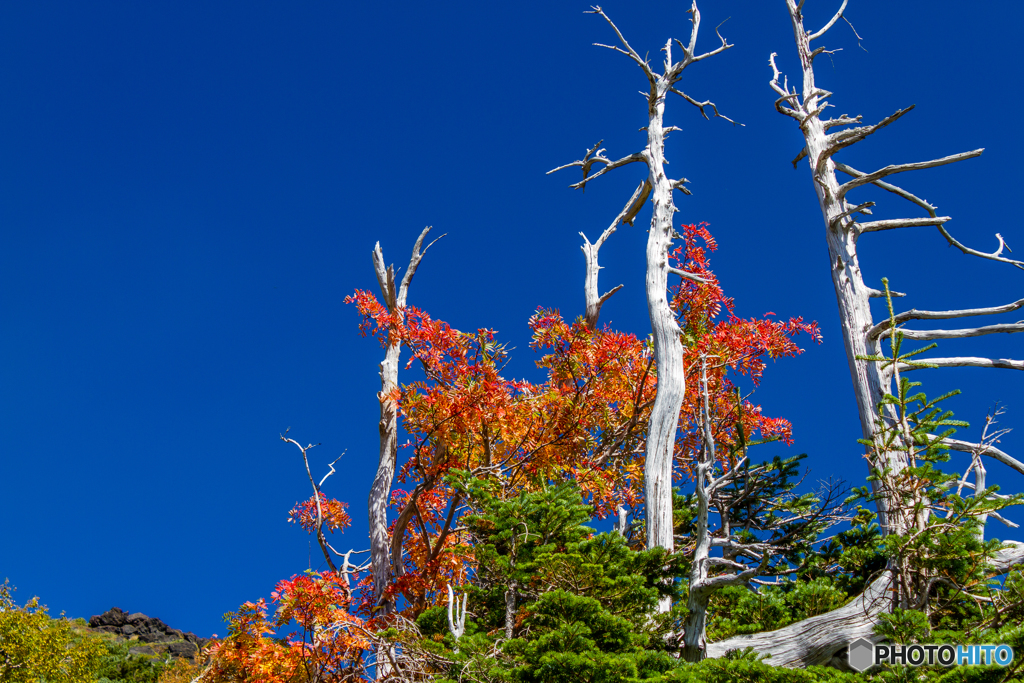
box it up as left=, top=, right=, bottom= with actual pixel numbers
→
left=551, top=2, right=738, bottom=614
left=192, top=3, right=1023, bottom=679
left=680, top=355, right=849, bottom=661
left=367, top=226, right=444, bottom=618
left=703, top=0, right=1024, bottom=667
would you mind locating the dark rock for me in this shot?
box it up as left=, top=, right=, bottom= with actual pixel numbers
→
left=135, top=620, right=156, bottom=633
left=134, top=617, right=170, bottom=642
left=89, top=607, right=128, bottom=628
left=167, top=641, right=198, bottom=658
left=139, top=630, right=175, bottom=643
left=184, top=632, right=212, bottom=650
left=87, top=606, right=210, bottom=662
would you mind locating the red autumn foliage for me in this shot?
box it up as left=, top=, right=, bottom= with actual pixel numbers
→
left=206, top=572, right=366, bottom=682
left=206, top=223, right=820, bottom=680
left=289, top=493, right=352, bottom=534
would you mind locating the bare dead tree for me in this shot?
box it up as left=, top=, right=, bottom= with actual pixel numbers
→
left=281, top=434, right=371, bottom=597
left=367, top=227, right=443, bottom=618
left=704, top=0, right=1024, bottom=667
left=551, top=2, right=735, bottom=611
left=771, top=0, right=1023, bottom=539
left=679, top=356, right=848, bottom=662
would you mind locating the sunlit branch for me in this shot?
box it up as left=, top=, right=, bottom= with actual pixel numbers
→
left=837, top=150, right=984, bottom=201
left=879, top=322, right=1024, bottom=342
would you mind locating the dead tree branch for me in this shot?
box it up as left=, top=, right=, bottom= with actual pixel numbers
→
left=879, top=322, right=1024, bottom=342
left=581, top=181, right=648, bottom=328
left=552, top=2, right=735, bottom=617
left=369, top=226, right=443, bottom=615
left=282, top=435, right=337, bottom=573
left=867, top=298, right=1024, bottom=339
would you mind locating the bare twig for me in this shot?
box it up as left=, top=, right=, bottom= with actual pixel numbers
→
left=808, top=0, right=849, bottom=41
left=282, top=435, right=337, bottom=573
left=898, top=357, right=1024, bottom=372
left=837, top=149, right=984, bottom=200
left=867, top=298, right=1024, bottom=339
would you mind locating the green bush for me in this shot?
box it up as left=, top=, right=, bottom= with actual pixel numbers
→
left=93, top=639, right=168, bottom=683
left=0, top=579, right=105, bottom=683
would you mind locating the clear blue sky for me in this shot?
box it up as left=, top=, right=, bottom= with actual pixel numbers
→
left=2, top=1, right=1021, bottom=639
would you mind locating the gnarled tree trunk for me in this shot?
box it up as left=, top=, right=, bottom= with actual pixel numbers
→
left=720, top=0, right=1024, bottom=665
left=551, top=2, right=734, bottom=613
left=774, top=0, right=1022, bottom=536
left=367, top=227, right=440, bottom=617
left=706, top=573, right=893, bottom=667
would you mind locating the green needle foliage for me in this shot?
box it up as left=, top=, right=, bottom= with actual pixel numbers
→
left=403, top=474, right=684, bottom=682
left=854, top=278, right=1023, bottom=630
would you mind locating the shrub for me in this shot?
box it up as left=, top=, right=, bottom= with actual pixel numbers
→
left=0, top=579, right=105, bottom=683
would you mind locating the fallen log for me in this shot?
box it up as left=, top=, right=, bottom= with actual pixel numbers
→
left=705, top=540, right=1024, bottom=668
left=992, top=541, right=1024, bottom=574
left=705, top=574, right=892, bottom=667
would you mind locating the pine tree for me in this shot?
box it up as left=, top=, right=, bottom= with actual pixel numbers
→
left=399, top=476, right=683, bottom=683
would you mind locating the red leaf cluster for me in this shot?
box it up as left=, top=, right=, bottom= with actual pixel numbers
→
left=212, top=222, right=821, bottom=678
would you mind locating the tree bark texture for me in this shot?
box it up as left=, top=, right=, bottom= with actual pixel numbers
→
left=552, top=3, right=734, bottom=614
left=778, top=0, right=905, bottom=535
left=706, top=573, right=892, bottom=667
left=367, top=227, right=437, bottom=616
left=703, top=538, right=1024, bottom=668
left=504, top=582, right=517, bottom=640
left=643, top=74, right=685, bottom=586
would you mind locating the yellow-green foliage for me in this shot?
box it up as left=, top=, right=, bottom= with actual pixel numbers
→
left=157, top=656, right=205, bottom=683
left=0, top=579, right=105, bottom=683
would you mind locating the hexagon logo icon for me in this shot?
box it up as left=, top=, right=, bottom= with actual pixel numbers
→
left=848, top=638, right=875, bottom=672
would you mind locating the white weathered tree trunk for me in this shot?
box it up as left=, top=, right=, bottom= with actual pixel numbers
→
left=719, top=0, right=1024, bottom=665
left=701, top=536, right=1024, bottom=669
left=774, top=0, right=1023, bottom=537
left=681, top=358, right=731, bottom=662
left=776, top=0, right=907, bottom=535
left=706, top=573, right=893, bottom=667
left=680, top=359, right=720, bottom=661
left=680, top=357, right=830, bottom=661
left=643, top=76, right=687, bottom=612
left=504, top=581, right=517, bottom=640
left=367, top=227, right=440, bottom=617
left=551, top=2, right=734, bottom=613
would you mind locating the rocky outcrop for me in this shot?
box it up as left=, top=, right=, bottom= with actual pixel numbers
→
left=89, top=607, right=211, bottom=661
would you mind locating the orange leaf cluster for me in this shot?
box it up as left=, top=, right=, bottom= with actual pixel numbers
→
left=215, top=222, right=821, bottom=678
left=207, top=572, right=367, bottom=682
left=344, top=223, right=820, bottom=615
left=289, top=493, right=352, bottom=534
